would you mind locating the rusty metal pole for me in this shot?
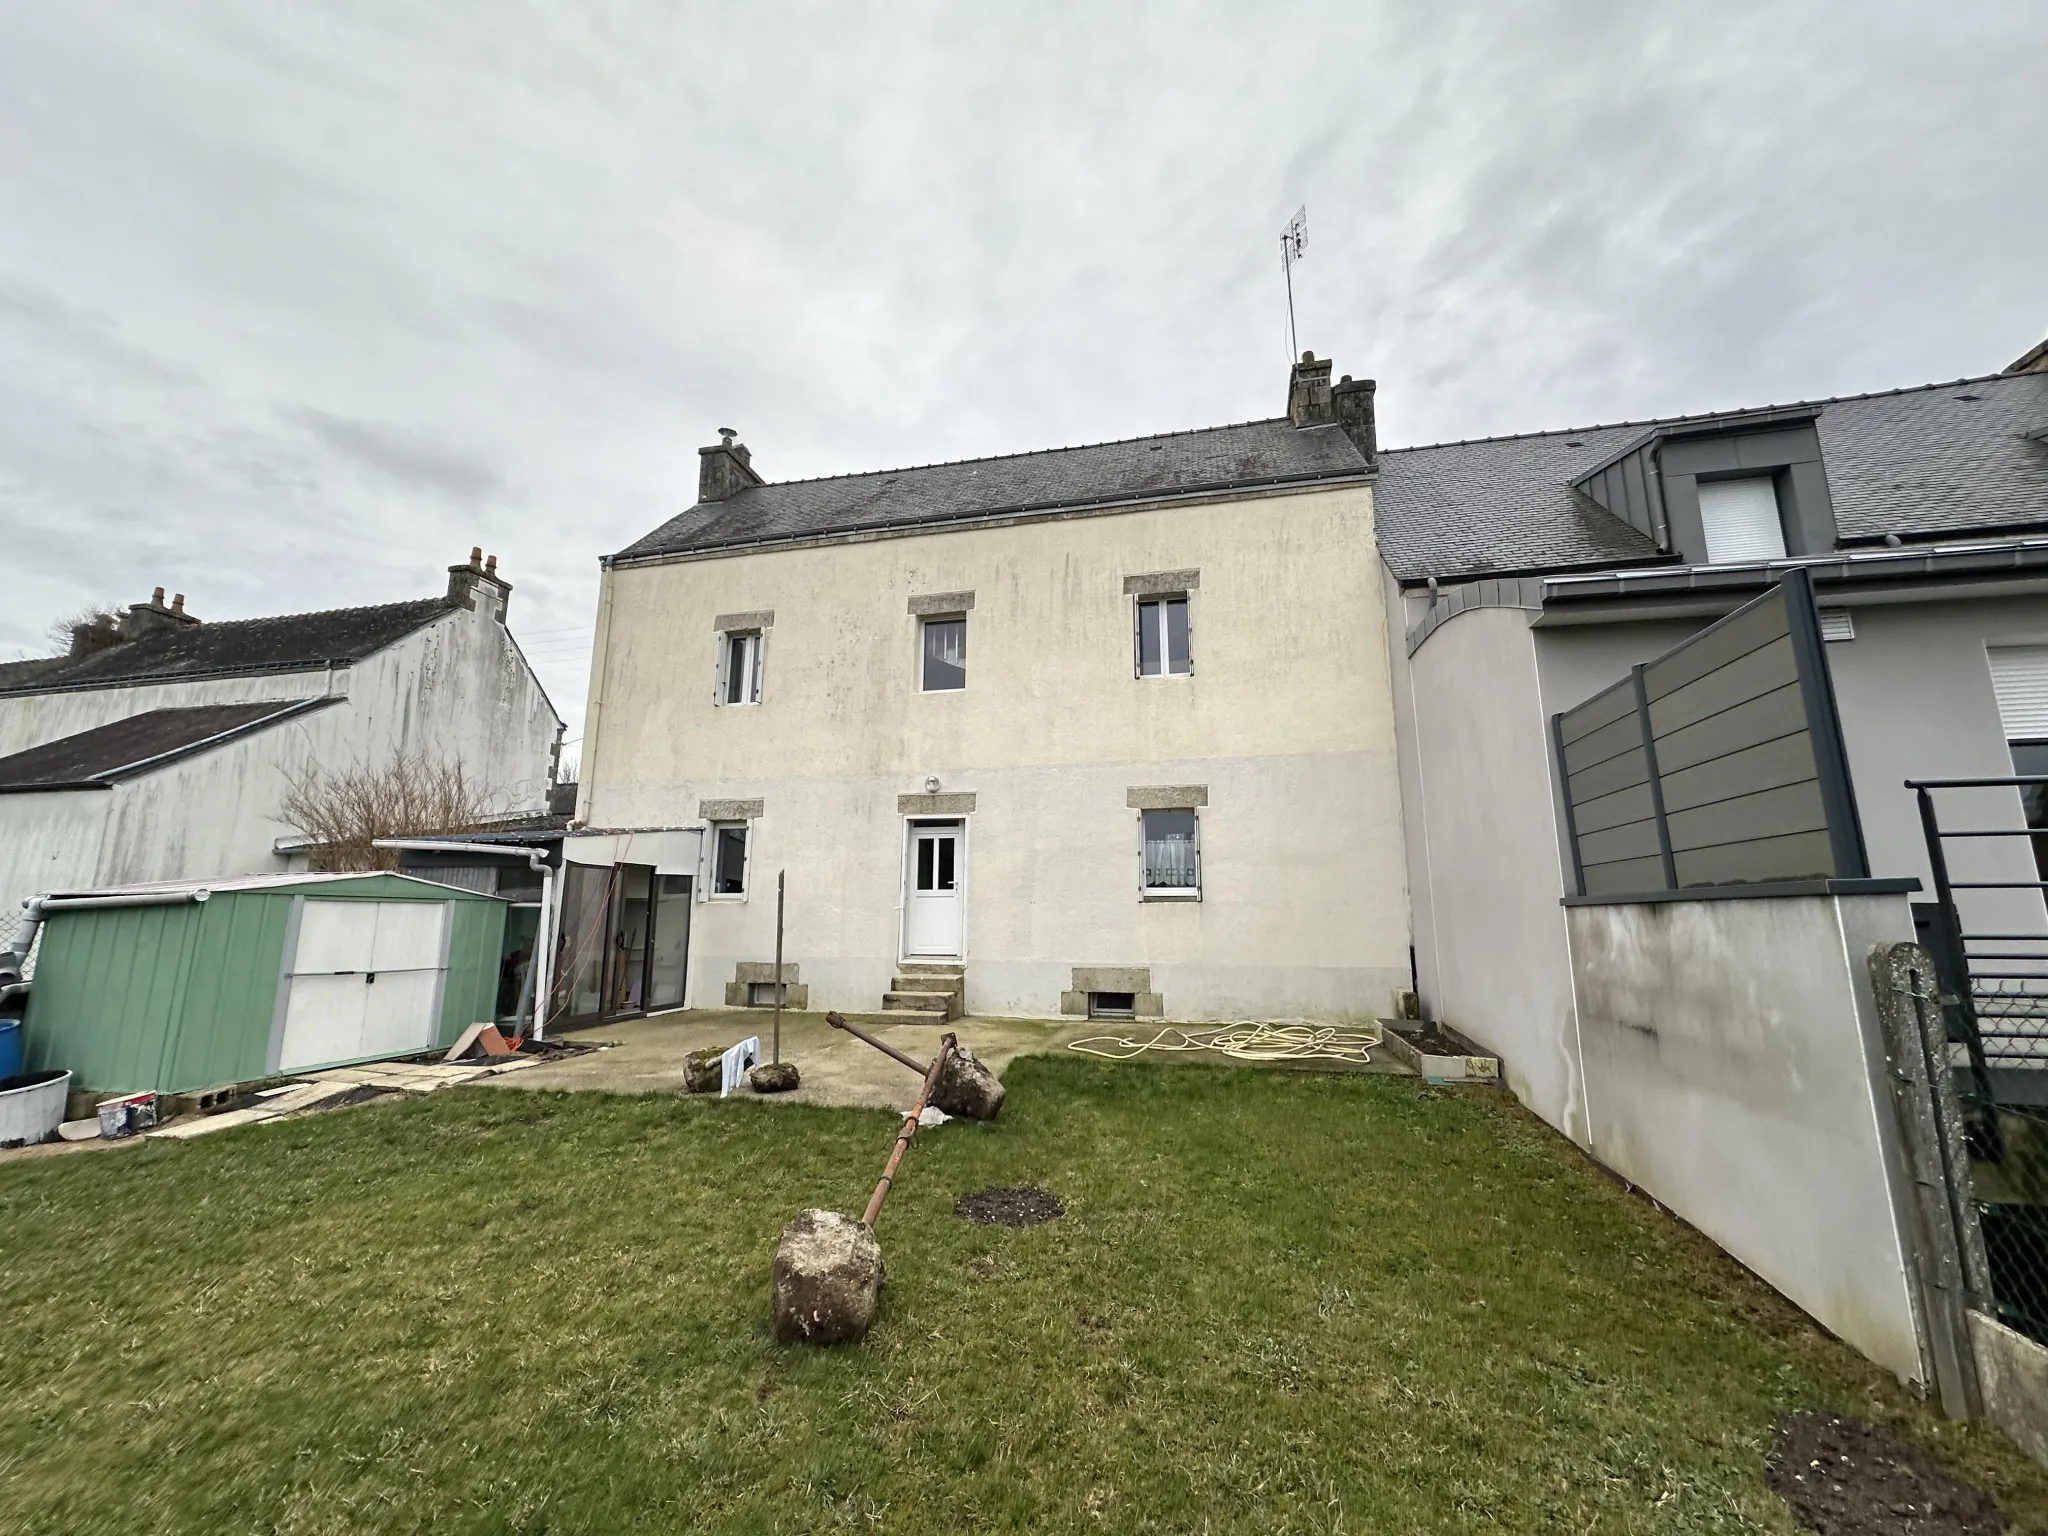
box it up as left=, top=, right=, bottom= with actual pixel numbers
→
left=861, top=1033, right=955, bottom=1228
left=826, top=1010, right=930, bottom=1076
left=772, top=870, right=785, bottom=1065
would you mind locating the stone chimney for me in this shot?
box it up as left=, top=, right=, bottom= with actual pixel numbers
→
left=447, top=547, right=514, bottom=621
left=1287, top=352, right=1334, bottom=427
left=119, top=587, right=202, bottom=643
left=699, top=427, right=764, bottom=503
left=1332, top=373, right=1378, bottom=463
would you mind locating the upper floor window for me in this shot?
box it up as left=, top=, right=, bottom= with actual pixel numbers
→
left=922, top=616, right=966, bottom=691
left=1137, top=595, right=1191, bottom=677
left=1697, top=477, right=1787, bottom=565
left=720, top=631, right=763, bottom=705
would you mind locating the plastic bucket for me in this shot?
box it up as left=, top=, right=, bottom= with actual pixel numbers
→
left=0, top=1016, right=21, bottom=1080
left=0, top=1068, right=69, bottom=1147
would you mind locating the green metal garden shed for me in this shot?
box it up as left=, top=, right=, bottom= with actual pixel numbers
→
left=21, top=872, right=508, bottom=1096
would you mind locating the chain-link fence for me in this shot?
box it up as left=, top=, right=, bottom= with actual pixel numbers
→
left=1963, top=1088, right=2048, bottom=1346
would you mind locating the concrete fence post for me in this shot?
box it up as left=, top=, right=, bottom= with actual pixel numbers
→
left=1869, top=939, right=1986, bottom=1419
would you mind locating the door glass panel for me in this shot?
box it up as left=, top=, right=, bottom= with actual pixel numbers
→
left=648, top=875, right=691, bottom=1010
left=917, top=837, right=935, bottom=891
left=553, top=864, right=611, bottom=1021
left=498, top=904, right=540, bottom=1019
left=606, top=866, right=653, bottom=1014
left=936, top=837, right=955, bottom=890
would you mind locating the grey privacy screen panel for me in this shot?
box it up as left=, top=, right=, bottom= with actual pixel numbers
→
left=1555, top=674, right=1663, bottom=897
left=1553, top=570, right=1865, bottom=897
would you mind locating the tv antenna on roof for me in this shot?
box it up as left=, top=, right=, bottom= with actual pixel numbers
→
left=1280, top=205, right=1307, bottom=364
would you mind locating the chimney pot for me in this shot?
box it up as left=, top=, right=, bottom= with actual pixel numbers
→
left=469, top=546, right=483, bottom=570
left=171, top=593, right=185, bottom=614
left=485, top=554, right=498, bottom=575
left=151, top=586, right=167, bottom=609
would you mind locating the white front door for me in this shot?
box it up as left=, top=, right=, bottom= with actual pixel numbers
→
left=278, top=900, right=451, bottom=1071
left=903, top=822, right=964, bottom=958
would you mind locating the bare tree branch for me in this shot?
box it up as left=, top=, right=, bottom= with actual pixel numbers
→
left=279, top=753, right=501, bottom=872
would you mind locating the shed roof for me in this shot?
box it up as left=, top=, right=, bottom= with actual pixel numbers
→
left=0, top=596, right=458, bottom=697
left=612, top=419, right=1371, bottom=561
left=45, top=871, right=501, bottom=899
left=1374, top=370, right=2048, bottom=583
left=0, top=699, right=337, bottom=792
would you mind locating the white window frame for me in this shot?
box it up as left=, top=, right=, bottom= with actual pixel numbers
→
left=919, top=614, right=968, bottom=693
left=706, top=820, right=751, bottom=899
left=1134, top=592, right=1193, bottom=678
left=715, top=630, right=764, bottom=707
left=1138, top=807, right=1202, bottom=900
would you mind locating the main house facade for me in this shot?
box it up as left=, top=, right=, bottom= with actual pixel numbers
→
left=576, top=356, right=1411, bottom=1022
left=0, top=552, right=564, bottom=920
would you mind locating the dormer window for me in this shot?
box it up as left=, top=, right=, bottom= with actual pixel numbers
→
left=1697, top=477, right=1786, bottom=565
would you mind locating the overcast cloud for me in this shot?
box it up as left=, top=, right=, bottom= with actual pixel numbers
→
left=1, top=1, right=2041, bottom=736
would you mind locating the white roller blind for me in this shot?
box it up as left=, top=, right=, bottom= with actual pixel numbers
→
left=1697, top=477, right=1787, bottom=564
left=1989, top=645, right=2048, bottom=740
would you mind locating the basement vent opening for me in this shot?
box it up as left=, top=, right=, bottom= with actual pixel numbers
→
left=1089, top=991, right=1136, bottom=1019
left=747, top=982, right=789, bottom=1007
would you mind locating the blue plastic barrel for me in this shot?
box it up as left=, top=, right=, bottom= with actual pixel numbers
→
left=0, top=1016, right=22, bottom=1080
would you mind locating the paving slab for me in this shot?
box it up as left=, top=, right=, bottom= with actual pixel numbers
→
left=492, top=1009, right=1409, bottom=1111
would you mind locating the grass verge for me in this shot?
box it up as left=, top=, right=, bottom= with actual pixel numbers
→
left=2, top=1055, right=2044, bottom=1533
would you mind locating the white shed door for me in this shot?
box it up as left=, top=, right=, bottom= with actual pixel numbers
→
left=279, top=900, right=451, bottom=1071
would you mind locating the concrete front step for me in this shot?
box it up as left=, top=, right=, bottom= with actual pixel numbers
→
left=883, top=990, right=956, bottom=1015
left=897, top=963, right=965, bottom=978
left=878, top=1006, right=957, bottom=1023
left=891, top=976, right=962, bottom=995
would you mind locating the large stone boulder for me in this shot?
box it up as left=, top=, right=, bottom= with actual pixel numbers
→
left=682, top=1048, right=723, bottom=1094
left=929, top=1042, right=1004, bottom=1121
left=771, top=1209, right=884, bottom=1345
left=750, top=1060, right=800, bottom=1094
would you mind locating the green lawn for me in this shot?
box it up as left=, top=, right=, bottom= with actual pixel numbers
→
left=2, top=1057, right=2043, bottom=1534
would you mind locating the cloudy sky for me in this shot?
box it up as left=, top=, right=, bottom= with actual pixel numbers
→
left=2, top=2, right=2042, bottom=739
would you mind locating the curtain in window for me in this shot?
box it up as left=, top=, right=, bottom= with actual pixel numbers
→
left=1143, top=809, right=1199, bottom=889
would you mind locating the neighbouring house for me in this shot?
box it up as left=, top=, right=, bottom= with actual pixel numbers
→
left=571, top=354, right=1406, bottom=1024
left=1374, top=339, right=2048, bottom=1387
left=0, top=552, right=564, bottom=924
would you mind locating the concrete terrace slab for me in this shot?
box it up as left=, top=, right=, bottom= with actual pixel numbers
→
left=493, top=1009, right=1411, bottom=1112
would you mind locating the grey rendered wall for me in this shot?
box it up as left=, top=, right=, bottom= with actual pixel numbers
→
left=1566, top=892, right=1925, bottom=1382
left=1825, top=595, right=2048, bottom=899
left=1393, top=597, right=1592, bottom=1144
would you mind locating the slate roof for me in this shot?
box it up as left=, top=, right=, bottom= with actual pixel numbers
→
left=612, top=419, right=1371, bottom=561
left=0, top=597, right=457, bottom=696
left=1374, top=369, right=2048, bottom=583
left=0, top=699, right=336, bottom=791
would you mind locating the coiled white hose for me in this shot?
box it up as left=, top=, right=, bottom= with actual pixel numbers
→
left=1065, top=1019, right=1381, bottom=1064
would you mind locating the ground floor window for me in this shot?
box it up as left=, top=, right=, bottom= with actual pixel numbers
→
left=1142, top=808, right=1200, bottom=897
left=711, top=822, right=749, bottom=895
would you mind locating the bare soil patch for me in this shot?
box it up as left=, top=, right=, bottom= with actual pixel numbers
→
left=954, top=1186, right=1064, bottom=1227
left=1766, top=1412, right=2005, bottom=1535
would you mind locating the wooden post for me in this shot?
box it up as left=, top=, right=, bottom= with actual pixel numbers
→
left=773, top=870, right=785, bottom=1065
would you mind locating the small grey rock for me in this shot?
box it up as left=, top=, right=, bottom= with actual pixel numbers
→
left=929, top=1042, right=1004, bottom=1121
left=750, top=1060, right=800, bottom=1094
left=771, top=1208, right=884, bottom=1345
